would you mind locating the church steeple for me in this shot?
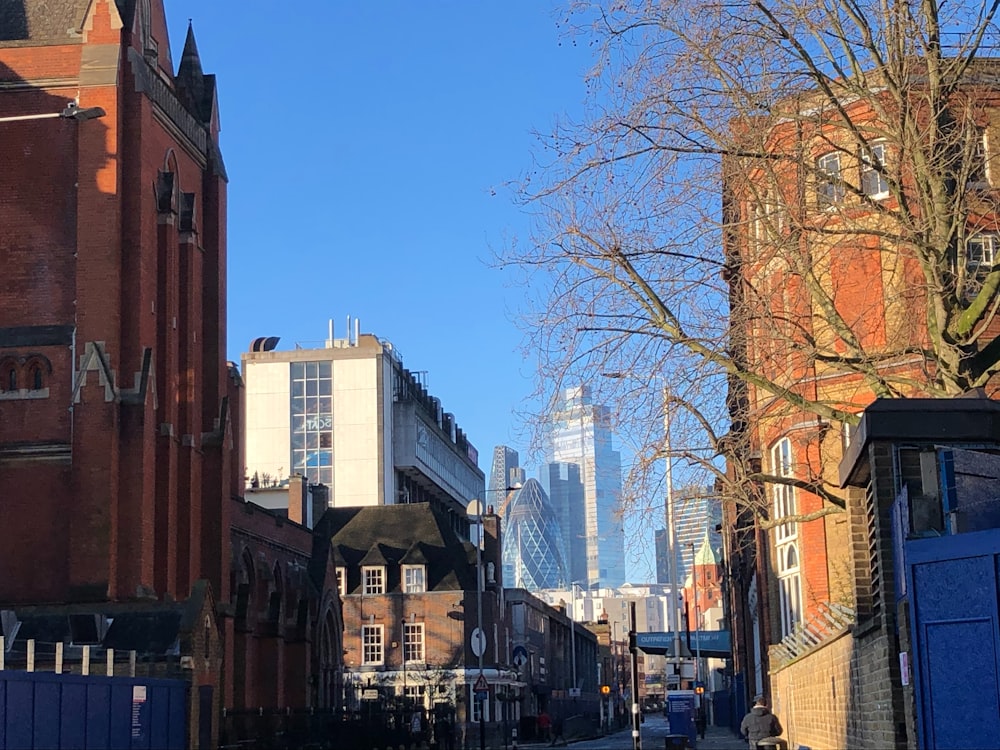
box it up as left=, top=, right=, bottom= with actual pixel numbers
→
left=176, top=21, right=210, bottom=122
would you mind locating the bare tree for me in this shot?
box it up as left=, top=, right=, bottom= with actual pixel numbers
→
left=508, top=0, right=1000, bottom=524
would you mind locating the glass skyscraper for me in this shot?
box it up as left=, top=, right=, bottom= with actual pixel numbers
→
left=501, top=479, right=568, bottom=590
left=547, top=385, right=626, bottom=587
left=489, top=445, right=524, bottom=500
left=655, top=489, right=722, bottom=584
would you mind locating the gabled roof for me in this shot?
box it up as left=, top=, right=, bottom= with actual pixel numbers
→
left=359, top=543, right=392, bottom=567
left=0, top=0, right=89, bottom=46
left=327, top=503, right=476, bottom=592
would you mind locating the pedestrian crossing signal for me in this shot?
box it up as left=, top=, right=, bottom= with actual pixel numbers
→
left=695, top=686, right=705, bottom=694
left=601, top=685, right=610, bottom=695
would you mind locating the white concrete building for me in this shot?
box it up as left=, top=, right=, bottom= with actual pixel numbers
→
left=242, top=322, right=483, bottom=518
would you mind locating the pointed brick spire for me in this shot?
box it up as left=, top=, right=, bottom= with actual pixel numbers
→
left=176, top=21, right=208, bottom=122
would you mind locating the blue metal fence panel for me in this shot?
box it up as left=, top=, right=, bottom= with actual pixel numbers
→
left=0, top=671, right=186, bottom=750
left=906, top=529, right=1000, bottom=750
left=59, top=682, right=87, bottom=750
left=85, top=682, right=110, bottom=750
left=7, top=678, right=33, bottom=750
left=33, top=681, right=60, bottom=749
left=167, top=686, right=186, bottom=750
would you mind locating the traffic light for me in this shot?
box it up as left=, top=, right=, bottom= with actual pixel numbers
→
left=600, top=685, right=611, bottom=695
left=695, top=686, right=705, bottom=695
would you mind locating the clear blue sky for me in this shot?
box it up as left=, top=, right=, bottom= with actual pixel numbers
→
left=165, top=1, right=590, bottom=459
left=164, top=2, right=657, bottom=580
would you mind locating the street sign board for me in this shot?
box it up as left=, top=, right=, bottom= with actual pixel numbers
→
left=474, top=674, right=489, bottom=692
left=362, top=689, right=378, bottom=701
left=512, top=644, right=528, bottom=667
left=568, top=687, right=581, bottom=697
left=634, top=630, right=731, bottom=657
left=471, top=627, right=487, bottom=658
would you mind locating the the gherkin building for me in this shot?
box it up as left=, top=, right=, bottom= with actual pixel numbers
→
left=501, top=478, right=568, bottom=591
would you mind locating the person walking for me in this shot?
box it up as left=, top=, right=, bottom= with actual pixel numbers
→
left=537, top=710, right=552, bottom=743
left=549, top=715, right=567, bottom=747
left=740, top=695, right=783, bottom=749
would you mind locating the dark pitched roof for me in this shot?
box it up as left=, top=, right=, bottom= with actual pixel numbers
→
left=327, top=503, right=476, bottom=592
left=0, top=0, right=90, bottom=46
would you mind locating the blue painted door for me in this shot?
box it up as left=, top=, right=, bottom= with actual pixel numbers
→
left=906, top=528, right=1000, bottom=749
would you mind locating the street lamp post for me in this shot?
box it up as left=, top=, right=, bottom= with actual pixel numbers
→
left=601, top=372, right=685, bottom=688
left=690, top=542, right=702, bottom=690
left=662, top=386, right=684, bottom=692
left=467, top=498, right=488, bottom=750
left=0, top=101, right=106, bottom=123
left=467, top=484, right=521, bottom=750
left=569, top=582, right=579, bottom=692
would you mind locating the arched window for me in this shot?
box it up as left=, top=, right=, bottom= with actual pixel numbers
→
left=771, top=438, right=802, bottom=638
left=5, top=366, right=16, bottom=392
left=30, top=365, right=42, bottom=391
left=268, top=562, right=283, bottom=623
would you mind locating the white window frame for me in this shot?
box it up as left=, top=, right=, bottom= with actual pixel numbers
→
left=362, top=566, right=385, bottom=595
left=471, top=687, right=489, bottom=722
left=403, top=684, right=425, bottom=706
left=816, top=152, right=845, bottom=208
left=402, top=564, right=426, bottom=594
left=771, top=437, right=802, bottom=639
left=970, top=129, right=991, bottom=186
left=777, top=544, right=802, bottom=638
left=335, top=567, right=346, bottom=598
left=967, top=233, right=997, bottom=270
left=771, top=439, right=797, bottom=543
left=362, top=624, right=384, bottom=665
left=403, top=622, right=424, bottom=663
left=861, top=141, right=889, bottom=199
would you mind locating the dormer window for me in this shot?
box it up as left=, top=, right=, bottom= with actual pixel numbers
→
left=362, top=566, right=385, bottom=595
left=402, top=565, right=425, bottom=594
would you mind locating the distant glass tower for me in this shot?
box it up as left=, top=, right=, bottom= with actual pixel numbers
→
left=547, top=385, right=626, bottom=587
left=490, top=445, right=525, bottom=499
left=501, top=479, right=568, bottom=590
left=542, top=461, right=585, bottom=585
left=655, top=488, right=722, bottom=584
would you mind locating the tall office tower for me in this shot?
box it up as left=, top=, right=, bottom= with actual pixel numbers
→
left=547, top=385, right=626, bottom=587
left=500, top=479, right=568, bottom=590
left=490, top=445, right=525, bottom=499
left=243, top=323, right=484, bottom=517
left=654, top=489, right=722, bottom=584
left=542, top=461, right=586, bottom=585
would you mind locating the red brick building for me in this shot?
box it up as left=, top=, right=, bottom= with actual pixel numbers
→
left=0, top=2, right=341, bottom=746
left=722, top=66, right=1000, bottom=746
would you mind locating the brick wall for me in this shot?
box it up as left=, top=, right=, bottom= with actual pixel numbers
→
left=771, top=625, right=904, bottom=749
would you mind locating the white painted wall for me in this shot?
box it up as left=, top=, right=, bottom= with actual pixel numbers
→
left=245, top=360, right=290, bottom=484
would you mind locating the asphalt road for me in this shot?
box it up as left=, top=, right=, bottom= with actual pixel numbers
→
left=533, top=713, right=748, bottom=750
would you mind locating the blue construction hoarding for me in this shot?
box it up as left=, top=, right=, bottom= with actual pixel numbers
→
left=0, top=670, right=187, bottom=749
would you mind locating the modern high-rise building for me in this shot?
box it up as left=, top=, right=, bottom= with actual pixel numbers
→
left=500, top=479, right=568, bottom=591
left=655, top=489, right=722, bottom=585
left=547, top=386, right=626, bottom=587
left=489, top=444, right=525, bottom=500
left=242, top=322, right=484, bottom=519
left=541, top=461, right=586, bottom=584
